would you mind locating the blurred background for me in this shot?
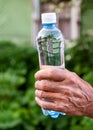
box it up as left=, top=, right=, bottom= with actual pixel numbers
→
left=0, top=0, right=93, bottom=130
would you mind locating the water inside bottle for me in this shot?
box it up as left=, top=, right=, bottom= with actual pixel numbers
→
left=37, top=34, right=65, bottom=118
left=37, top=34, right=64, bottom=67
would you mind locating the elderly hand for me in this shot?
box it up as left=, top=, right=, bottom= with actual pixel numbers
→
left=34, top=66, right=93, bottom=118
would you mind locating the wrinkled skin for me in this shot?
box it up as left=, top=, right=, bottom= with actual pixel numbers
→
left=34, top=66, right=93, bottom=118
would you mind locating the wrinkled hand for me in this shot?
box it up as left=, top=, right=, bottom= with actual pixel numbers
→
left=34, top=66, right=93, bottom=118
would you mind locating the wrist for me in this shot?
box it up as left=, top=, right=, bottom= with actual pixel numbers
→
left=83, top=83, right=93, bottom=118
left=84, top=101, right=93, bottom=118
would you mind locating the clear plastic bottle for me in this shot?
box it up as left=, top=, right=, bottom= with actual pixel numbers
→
left=36, top=12, right=65, bottom=118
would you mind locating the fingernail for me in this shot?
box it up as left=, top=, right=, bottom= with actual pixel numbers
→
left=34, top=72, right=38, bottom=79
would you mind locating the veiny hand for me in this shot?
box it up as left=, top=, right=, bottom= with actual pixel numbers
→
left=34, top=66, right=93, bottom=118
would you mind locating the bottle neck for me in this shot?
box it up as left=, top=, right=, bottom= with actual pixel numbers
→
left=42, top=23, right=56, bottom=29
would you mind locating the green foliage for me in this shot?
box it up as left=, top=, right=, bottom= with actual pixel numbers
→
left=0, top=37, right=93, bottom=130
left=70, top=117, right=93, bottom=130
left=66, top=35, right=93, bottom=85
left=0, top=41, right=39, bottom=130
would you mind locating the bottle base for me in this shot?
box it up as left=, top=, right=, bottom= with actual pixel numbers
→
left=42, top=108, right=66, bottom=118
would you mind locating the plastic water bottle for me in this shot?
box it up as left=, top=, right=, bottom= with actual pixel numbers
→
left=36, top=12, right=65, bottom=118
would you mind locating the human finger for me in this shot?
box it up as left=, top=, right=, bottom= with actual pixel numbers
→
left=35, top=97, right=55, bottom=110
left=35, top=97, right=69, bottom=114
left=35, top=68, right=69, bottom=81
left=35, top=80, right=62, bottom=92
left=35, top=89, right=69, bottom=104
left=35, top=89, right=59, bottom=100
